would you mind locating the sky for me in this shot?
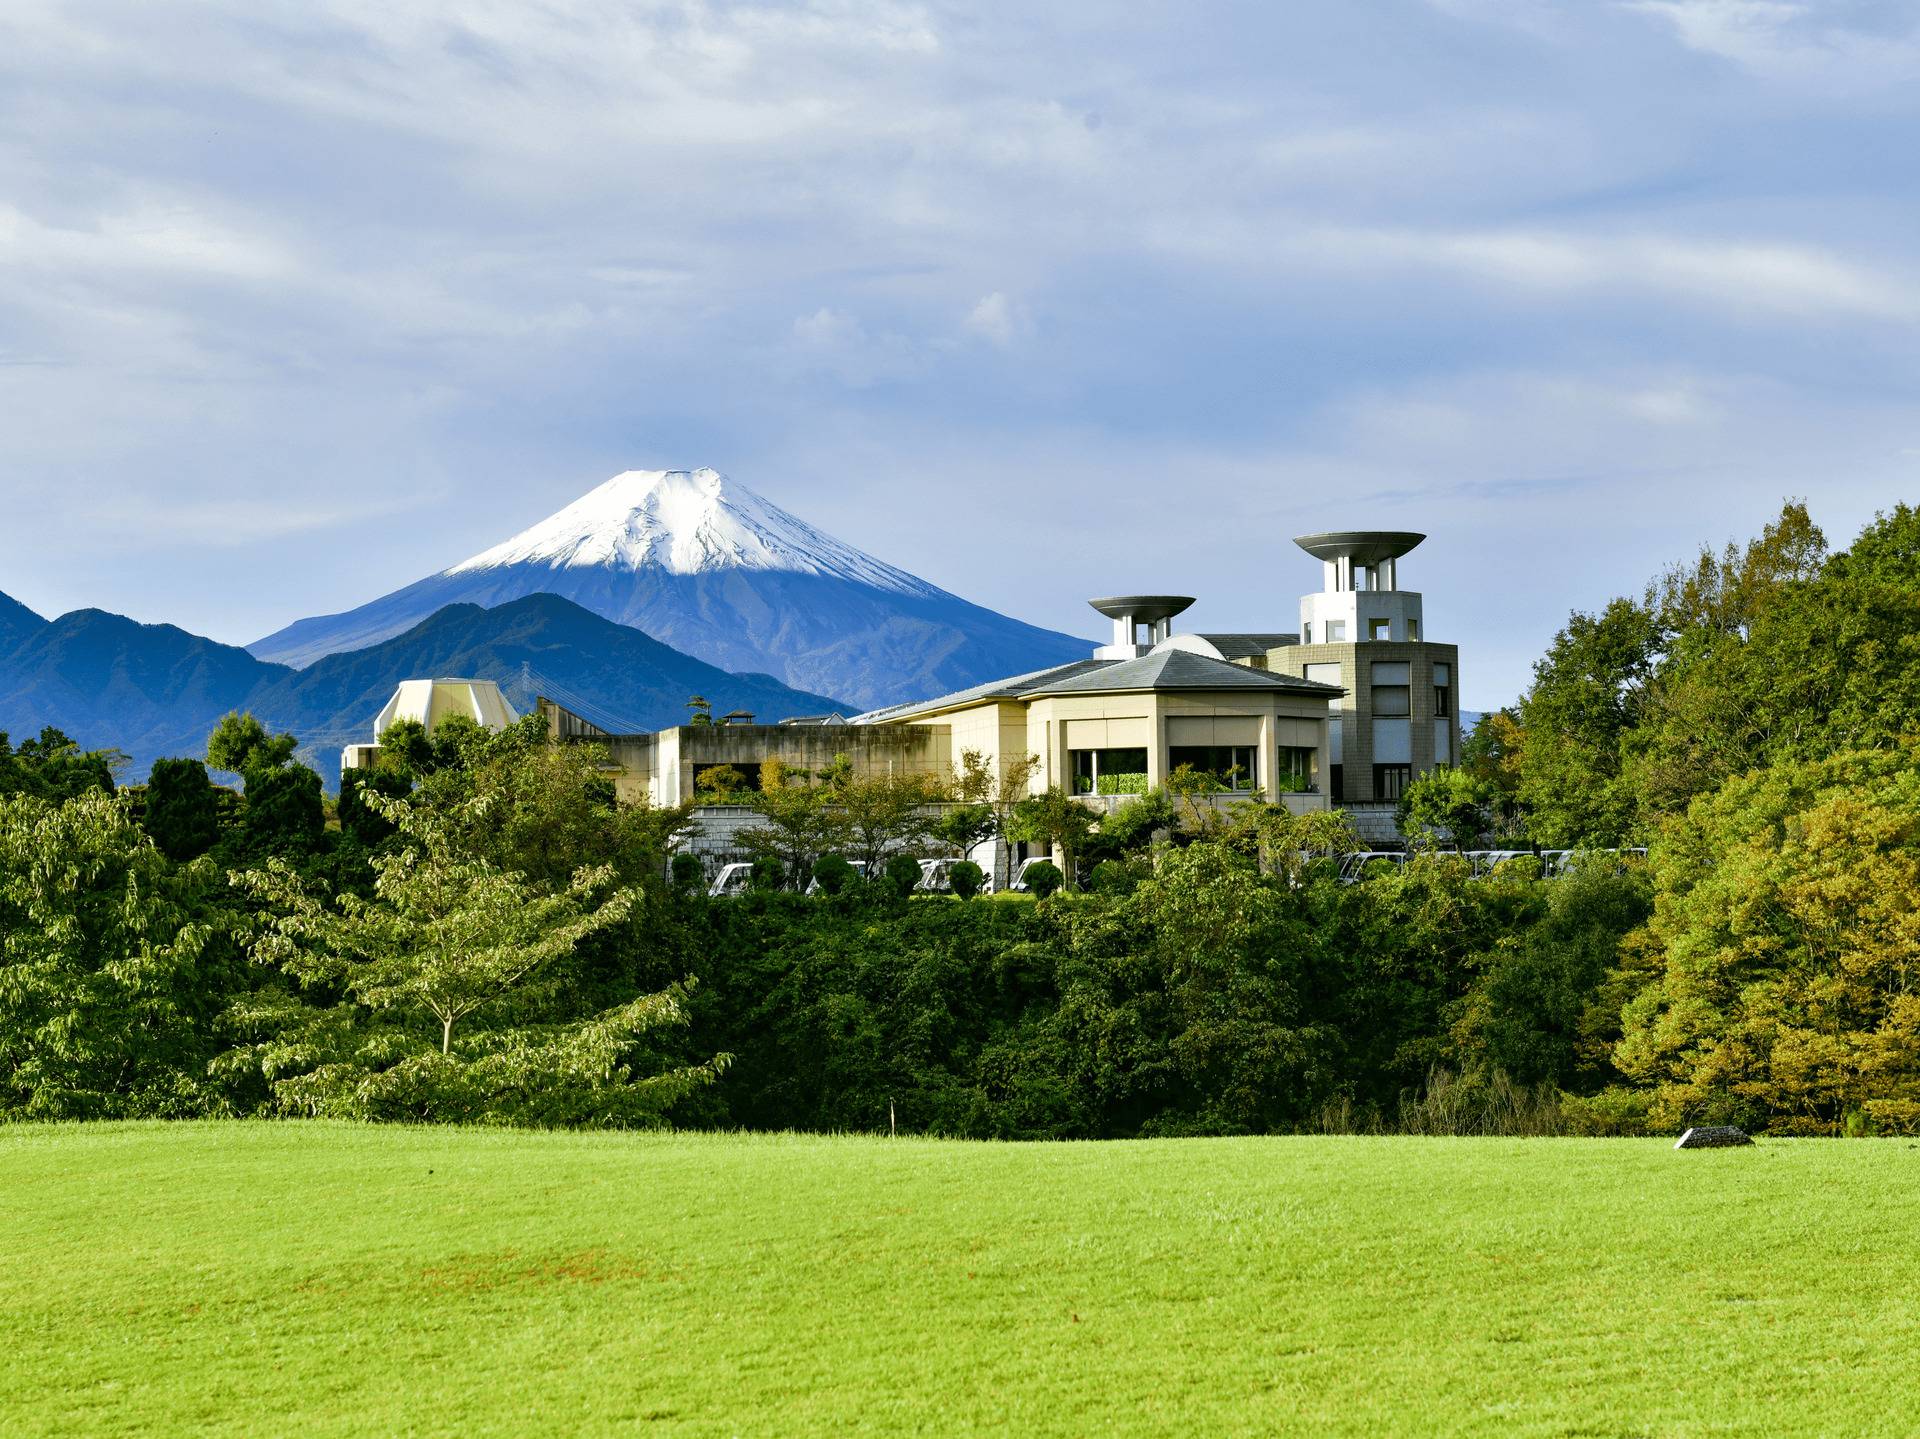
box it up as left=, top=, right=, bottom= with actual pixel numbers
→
left=4, top=0, right=1920, bottom=709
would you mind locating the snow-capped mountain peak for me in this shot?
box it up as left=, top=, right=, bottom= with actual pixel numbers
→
left=443, top=468, right=938, bottom=597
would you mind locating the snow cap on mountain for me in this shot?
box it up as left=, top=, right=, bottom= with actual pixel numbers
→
left=444, top=468, right=937, bottom=597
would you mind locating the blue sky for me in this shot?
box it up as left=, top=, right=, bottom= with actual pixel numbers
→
left=4, top=0, right=1919, bottom=707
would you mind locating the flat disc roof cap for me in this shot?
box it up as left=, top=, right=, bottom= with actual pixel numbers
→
left=1088, top=595, right=1195, bottom=625
left=1293, top=531, right=1425, bottom=566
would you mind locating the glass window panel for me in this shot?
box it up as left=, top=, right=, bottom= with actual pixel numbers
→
left=1372, top=685, right=1411, bottom=717
left=1168, top=745, right=1257, bottom=791
left=1370, top=661, right=1411, bottom=684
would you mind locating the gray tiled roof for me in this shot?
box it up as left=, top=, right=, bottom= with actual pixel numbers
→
left=853, top=649, right=1340, bottom=723
left=1029, top=648, right=1341, bottom=697
left=849, top=659, right=1112, bottom=724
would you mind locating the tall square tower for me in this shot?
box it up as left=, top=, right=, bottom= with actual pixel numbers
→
left=1264, top=531, right=1460, bottom=806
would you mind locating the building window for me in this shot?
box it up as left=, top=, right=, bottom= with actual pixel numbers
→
left=1071, top=747, right=1149, bottom=796
left=1374, top=763, right=1413, bottom=801
left=1407, top=618, right=1419, bottom=641
left=1433, top=661, right=1452, bottom=717
left=1367, top=618, right=1391, bottom=641
left=1330, top=763, right=1345, bottom=802
left=1168, top=745, right=1258, bottom=791
left=1370, top=659, right=1410, bottom=717
left=1326, top=620, right=1347, bottom=642
left=1372, top=683, right=1410, bottom=716
left=1277, top=745, right=1317, bottom=793
left=1302, top=622, right=1312, bottom=643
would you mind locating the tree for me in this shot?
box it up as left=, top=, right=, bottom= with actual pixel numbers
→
left=821, top=757, right=941, bottom=872
left=142, top=757, right=222, bottom=861
left=1164, top=763, right=1233, bottom=835
left=686, top=695, right=714, bottom=727
left=1516, top=598, right=1661, bottom=846
left=1398, top=768, right=1496, bottom=852
left=0, top=790, right=234, bottom=1117
left=0, top=728, right=118, bottom=801
left=951, top=748, right=1041, bottom=888
left=206, top=711, right=298, bottom=776
left=1009, top=788, right=1097, bottom=889
left=227, top=788, right=726, bottom=1123
left=1461, top=709, right=1526, bottom=840
left=694, top=764, right=753, bottom=801
left=1613, top=748, right=1920, bottom=1135
left=737, top=758, right=850, bottom=889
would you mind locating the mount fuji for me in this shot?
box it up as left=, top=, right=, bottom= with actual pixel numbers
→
left=249, top=468, right=1091, bottom=709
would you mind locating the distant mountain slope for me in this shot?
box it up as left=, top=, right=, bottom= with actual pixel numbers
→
left=0, top=589, right=47, bottom=654
left=0, top=594, right=846, bottom=782
left=249, top=594, right=848, bottom=762
left=0, top=609, right=289, bottom=764
left=249, top=468, right=1092, bottom=708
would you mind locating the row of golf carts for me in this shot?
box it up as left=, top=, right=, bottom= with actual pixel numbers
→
left=703, top=855, right=1062, bottom=899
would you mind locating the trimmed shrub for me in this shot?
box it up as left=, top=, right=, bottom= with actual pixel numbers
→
left=882, top=853, right=924, bottom=898
left=812, top=854, right=856, bottom=895
left=749, top=856, right=785, bottom=892
left=1023, top=861, right=1063, bottom=899
left=949, top=860, right=984, bottom=900
left=670, top=852, right=704, bottom=894
left=1088, top=860, right=1137, bottom=897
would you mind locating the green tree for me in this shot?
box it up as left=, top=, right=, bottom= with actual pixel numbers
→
left=1009, top=788, right=1096, bottom=890
left=206, top=711, right=298, bottom=776
left=1516, top=598, right=1661, bottom=846
left=1398, top=768, right=1496, bottom=852
left=951, top=748, right=1041, bottom=888
left=822, top=757, right=941, bottom=872
left=1612, top=749, right=1920, bottom=1134
left=738, top=758, right=850, bottom=888
left=0, top=728, right=119, bottom=801
left=228, top=788, right=725, bottom=1123
left=0, top=790, right=235, bottom=1117
left=141, top=757, right=222, bottom=861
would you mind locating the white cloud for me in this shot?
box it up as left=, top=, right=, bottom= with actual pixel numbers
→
left=1623, top=0, right=1920, bottom=85
left=961, top=292, right=1027, bottom=347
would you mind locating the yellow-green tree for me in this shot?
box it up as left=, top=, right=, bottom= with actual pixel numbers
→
left=1614, top=748, right=1920, bottom=1134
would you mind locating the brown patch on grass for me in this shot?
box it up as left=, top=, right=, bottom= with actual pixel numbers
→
left=420, top=1247, right=664, bottom=1292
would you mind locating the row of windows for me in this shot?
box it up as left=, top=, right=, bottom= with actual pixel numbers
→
left=1070, top=744, right=1324, bottom=795
left=1305, top=618, right=1422, bottom=643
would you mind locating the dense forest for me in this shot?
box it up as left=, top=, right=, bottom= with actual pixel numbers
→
left=3, top=501, right=1917, bottom=1137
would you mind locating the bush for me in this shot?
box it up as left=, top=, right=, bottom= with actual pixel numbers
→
left=812, top=853, right=856, bottom=895
left=670, top=852, right=704, bottom=894
left=1087, top=860, right=1137, bottom=896
left=882, top=853, right=923, bottom=898
left=949, top=860, right=984, bottom=900
left=749, top=856, right=785, bottom=892
left=1023, top=861, right=1063, bottom=899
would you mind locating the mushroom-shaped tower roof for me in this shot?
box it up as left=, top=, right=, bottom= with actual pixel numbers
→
left=1292, top=531, right=1425, bottom=568
left=1087, top=595, right=1195, bottom=626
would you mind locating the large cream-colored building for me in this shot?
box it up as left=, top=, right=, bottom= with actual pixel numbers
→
left=350, top=531, right=1463, bottom=846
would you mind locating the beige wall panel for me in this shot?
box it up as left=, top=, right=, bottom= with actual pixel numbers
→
left=1167, top=715, right=1263, bottom=745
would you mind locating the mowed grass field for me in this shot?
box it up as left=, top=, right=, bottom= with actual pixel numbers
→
left=4, top=1126, right=1918, bottom=1437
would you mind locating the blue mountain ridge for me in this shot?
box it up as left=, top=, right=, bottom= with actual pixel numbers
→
left=0, top=591, right=845, bottom=784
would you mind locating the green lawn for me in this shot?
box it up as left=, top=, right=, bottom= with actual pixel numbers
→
left=4, top=1125, right=1917, bottom=1436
